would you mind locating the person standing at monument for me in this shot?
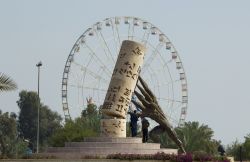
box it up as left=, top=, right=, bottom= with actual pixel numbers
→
left=128, top=110, right=139, bottom=137
left=141, top=117, right=150, bottom=143
left=218, top=143, right=226, bottom=156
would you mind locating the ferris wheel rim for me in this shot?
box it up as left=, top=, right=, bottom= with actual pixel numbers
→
left=61, top=16, right=188, bottom=126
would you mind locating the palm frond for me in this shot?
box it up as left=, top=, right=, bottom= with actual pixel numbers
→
left=0, top=73, right=17, bottom=92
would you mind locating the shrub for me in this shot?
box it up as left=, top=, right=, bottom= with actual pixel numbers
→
left=107, top=152, right=230, bottom=162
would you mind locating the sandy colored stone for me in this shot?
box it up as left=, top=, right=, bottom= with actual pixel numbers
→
left=100, top=119, right=126, bottom=137
left=101, top=40, right=146, bottom=119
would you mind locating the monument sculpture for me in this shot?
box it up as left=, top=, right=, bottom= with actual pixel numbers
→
left=99, top=40, right=185, bottom=153
left=47, top=16, right=188, bottom=158
left=100, top=40, right=146, bottom=137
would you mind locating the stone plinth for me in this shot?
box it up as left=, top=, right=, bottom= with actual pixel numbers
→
left=44, top=137, right=177, bottom=159
left=84, top=137, right=142, bottom=143
left=100, top=119, right=126, bottom=137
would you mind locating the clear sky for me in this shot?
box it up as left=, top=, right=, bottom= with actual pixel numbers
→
left=1, top=0, right=250, bottom=146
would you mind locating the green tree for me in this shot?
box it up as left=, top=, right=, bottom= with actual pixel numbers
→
left=177, top=121, right=218, bottom=154
left=226, top=140, right=242, bottom=160
left=17, top=90, right=62, bottom=151
left=49, top=103, right=100, bottom=147
left=0, top=73, right=17, bottom=92
left=17, top=91, right=38, bottom=146
left=81, top=103, right=100, bottom=133
left=0, top=111, right=16, bottom=157
left=49, top=118, right=98, bottom=147
left=242, top=134, right=250, bottom=160
left=150, top=121, right=218, bottom=154
left=81, top=103, right=98, bottom=117
left=227, top=134, right=250, bottom=160
left=39, top=105, right=62, bottom=147
left=0, top=111, right=27, bottom=158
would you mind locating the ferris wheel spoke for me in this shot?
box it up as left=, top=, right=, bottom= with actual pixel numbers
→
left=141, top=28, right=151, bottom=45
left=157, top=97, right=182, bottom=103
left=131, top=27, right=135, bottom=41
left=155, top=52, right=176, bottom=100
left=128, top=25, right=131, bottom=40
left=165, top=114, right=179, bottom=125
left=169, top=104, right=182, bottom=117
left=158, top=50, right=176, bottom=70
left=110, top=20, right=120, bottom=54
left=151, top=52, right=174, bottom=83
left=68, top=68, right=81, bottom=84
left=154, top=77, right=182, bottom=87
left=163, top=59, right=174, bottom=67
left=131, top=22, right=135, bottom=40
left=141, top=43, right=164, bottom=75
left=85, top=33, right=111, bottom=63
left=127, top=20, right=131, bottom=40
left=148, top=66, right=175, bottom=109
left=114, top=18, right=121, bottom=47
left=69, top=84, right=107, bottom=92
left=72, top=62, right=109, bottom=83
left=84, top=44, right=112, bottom=76
left=84, top=52, right=95, bottom=69
left=96, top=79, right=101, bottom=103
left=96, top=30, right=115, bottom=63
left=148, top=66, right=161, bottom=97
left=168, top=104, right=183, bottom=122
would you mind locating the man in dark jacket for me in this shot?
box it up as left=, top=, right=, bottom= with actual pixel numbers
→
left=128, top=110, right=139, bottom=137
left=141, top=117, right=150, bottom=143
left=218, top=144, right=225, bottom=156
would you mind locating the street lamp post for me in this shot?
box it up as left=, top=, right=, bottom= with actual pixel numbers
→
left=36, top=61, right=42, bottom=153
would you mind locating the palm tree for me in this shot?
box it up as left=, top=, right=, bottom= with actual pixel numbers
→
left=175, top=121, right=218, bottom=154
left=0, top=73, right=17, bottom=92
left=151, top=121, right=219, bottom=154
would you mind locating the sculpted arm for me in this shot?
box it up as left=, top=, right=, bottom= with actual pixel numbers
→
left=132, top=76, right=186, bottom=153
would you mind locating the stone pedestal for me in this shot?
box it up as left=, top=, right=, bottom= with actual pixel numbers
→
left=44, top=137, right=178, bottom=159
left=100, top=119, right=126, bottom=137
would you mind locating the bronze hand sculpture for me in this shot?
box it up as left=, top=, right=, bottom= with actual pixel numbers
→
left=132, top=76, right=186, bottom=153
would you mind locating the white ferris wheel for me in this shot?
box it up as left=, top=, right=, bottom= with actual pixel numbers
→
left=61, top=17, right=188, bottom=127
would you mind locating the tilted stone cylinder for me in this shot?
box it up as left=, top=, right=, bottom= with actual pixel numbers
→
left=101, top=40, right=146, bottom=137
left=101, top=40, right=146, bottom=119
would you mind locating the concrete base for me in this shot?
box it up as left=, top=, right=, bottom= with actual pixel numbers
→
left=43, top=137, right=177, bottom=159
